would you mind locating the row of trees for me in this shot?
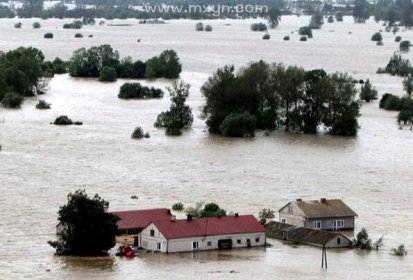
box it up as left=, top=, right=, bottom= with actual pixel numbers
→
left=69, top=45, right=182, bottom=81
left=201, top=61, right=361, bottom=137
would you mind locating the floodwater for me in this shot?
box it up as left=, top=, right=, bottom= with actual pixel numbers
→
left=0, top=16, right=412, bottom=279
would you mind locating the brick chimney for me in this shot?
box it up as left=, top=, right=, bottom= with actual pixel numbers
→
left=296, top=198, right=302, bottom=202
left=320, top=198, right=327, bottom=203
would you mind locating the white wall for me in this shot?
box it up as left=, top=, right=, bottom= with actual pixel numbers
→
left=139, top=223, right=266, bottom=253
left=279, top=203, right=306, bottom=227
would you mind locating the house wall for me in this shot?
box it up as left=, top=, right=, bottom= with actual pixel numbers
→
left=279, top=203, right=306, bottom=227
left=326, top=235, right=352, bottom=248
left=304, top=217, right=355, bottom=231
left=139, top=223, right=168, bottom=252
left=166, top=232, right=266, bottom=253
left=139, top=224, right=266, bottom=253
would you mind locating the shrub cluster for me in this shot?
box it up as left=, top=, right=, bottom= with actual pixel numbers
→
left=299, top=26, right=313, bottom=38
left=377, top=53, right=413, bottom=77
left=360, top=79, right=378, bottom=102
left=371, top=32, right=382, bottom=42
left=36, top=100, right=51, bottom=109
left=131, top=126, right=150, bottom=139
left=118, top=83, right=164, bottom=99
left=63, top=20, right=83, bottom=29
left=44, top=33, right=53, bottom=39
left=32, top=22, right=41, bottom=28
left=400, top=41, right=411, bottom=52
left=251, top=23, right=267, bottom=31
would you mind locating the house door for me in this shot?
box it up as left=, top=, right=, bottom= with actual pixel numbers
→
left=218, top=239, right=232, bottom=250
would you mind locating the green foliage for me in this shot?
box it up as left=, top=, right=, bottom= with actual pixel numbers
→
left=51, top=57, right=67, bottom=74
left=44, top=32, right=53, bottom=39
left=205, top=25, right=212, bottom=32
left=397, top=109, right=413, bottom=124
left=74, top=33, right=83, bottom=38
left=390, top=244, right=408, bottom=256
left=0, top=47, right=45, bottom=105
left=360, top=79, right=378, bottom=102
left=118, top=82, right=164, bottom=99
left=98, top=66, right=117, bottom=82
left=69, top=45, right=120, bottom=78
left=154, top=80, right=193, bottom=135
left=371, top=32, right=382, bottom=42
left=335, top=12, right=344, bottom=22
left=63, top=20, right=83, bottom=29
left=298, top=26, right=313, bottom=38
left=172, top=202, right=184, bottom=211
left=251, top=23, right=267, bottom=31
left=82, top=17, right=95, bottom=25
left=199, top=203, right=227, bottom=218
left=201, top=62, right=360, bottom=137
left=353, top=0, right=370, bottom=23
left=116, top=57, right=146, bottom=79
left=258, top=208, right=275, bottom=222
left=378, top=52, right=413, bottom=77
left=283, top=35, right=290, bottom=41
left=195, top=22, right=203, bottom=31
left=309, top=11, right=324, bottom=29
left=14, top=22, right=22, bottom=28
left=266, top=7, right=281, bottom=29
left=219, top=111, right=256, bottom=137
left=399, top=41, right=411, bottom=53
left=145, top=49, right=182, bottom=79
left=48, top=189, right=119, bottom=256
left=35, top=100, right=50, bottom=109
left=53, top=115, right=73, bottom=125
left=327, top=15, right=334, bottom=23
left=262, top=33, right=270, bottom=40
left=403, top=75, right=413, bottom=95
left=352, top=228, right=383, bottom=251
left=1, top=92, right=23, bottom=108
left=300, top=36, right=307, bottom=41
left=395, top=36, right=402, bottom=42
left=32, top=21, right=41, bottom=28
left=131, top=126, right=145, bottom=139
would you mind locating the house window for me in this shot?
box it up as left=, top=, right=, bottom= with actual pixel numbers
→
left=237, top=239, right=241, bottom=244
left=337, top=238, right=341, bottom=245
left=255, top=237, right=260, bottom=243
left=288, top=205, right=293, bottom=213
left=334, top=220, right=344, bottom=229
left=150, top=229, right=155, bottom=237
left=157, top=242, right=161, bottom=250
left=281, top=218, right=286, bottom=223
left=313, top=221, right=321, bottom=229
left=207, top=241, right=212, bottom=246
left=192, top=241, right=199, bottom=250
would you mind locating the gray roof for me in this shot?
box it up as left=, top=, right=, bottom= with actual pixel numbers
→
left=293, top=199, right=357, bottom=218
left=265, top=221, right=351, bottom=246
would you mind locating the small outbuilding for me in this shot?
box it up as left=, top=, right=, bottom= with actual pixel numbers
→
left=265, top=221, right=352, bottom=248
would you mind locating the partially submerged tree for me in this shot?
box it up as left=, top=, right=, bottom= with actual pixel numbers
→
left=48, top=189, right=119, bottom=256
left=258, top=208, right=275, bottom=224
left=352, top=228, right=383, bottom=250
left=400, top=41, right=411, bottom=53
left=154, top=80, right=193, bottom=135
left=353, top=0, right=370, bottom=23
left=266, top=7, right=282, bottom=28
left=360, top=79, right=378, bottom=102
left=390, top=244, right=408, bottom=256
left=403, top=75, right=413, bottom=96
left=371, top=32, right=383, bottom=42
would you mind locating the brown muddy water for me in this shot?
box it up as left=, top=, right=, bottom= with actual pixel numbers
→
left=0, top=16, right=412, bottom=279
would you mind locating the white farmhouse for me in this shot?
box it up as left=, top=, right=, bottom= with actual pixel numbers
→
left=139, top=214, right=265, bottom=253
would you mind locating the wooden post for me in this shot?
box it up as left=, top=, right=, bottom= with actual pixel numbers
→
left=321, top=245, right=324, bottom=268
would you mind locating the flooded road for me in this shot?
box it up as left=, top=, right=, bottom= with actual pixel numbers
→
left=0, top=16, right=412, bottom=279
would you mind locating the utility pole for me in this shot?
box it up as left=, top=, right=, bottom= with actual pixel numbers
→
left=321, top=244, right=328, bottom=269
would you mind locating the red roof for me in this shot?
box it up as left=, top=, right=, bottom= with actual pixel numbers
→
left=151, top=215, right=264, bottom=239
left=111, top=208, right=172, bottom=230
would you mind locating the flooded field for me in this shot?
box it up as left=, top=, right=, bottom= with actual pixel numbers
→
left=0, top=16, right=412, bottom=279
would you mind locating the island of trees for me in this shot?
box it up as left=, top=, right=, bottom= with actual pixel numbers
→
left=69, top=45, right=182, bottom=81
left=201, top=61, right=361, bottom=137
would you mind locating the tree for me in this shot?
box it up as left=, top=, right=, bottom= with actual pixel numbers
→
left=118, top=83, right=163, bottom=99
left=371, top=32, right=383, bottom=42
left=199, top=203, right=226, bottom=217
left=353, top=0, right=370, bottom=23
left=266, top=8, right=282, bottom=28
left=157, top=49, right=182, bottom=79
left=403, top=75, right=413, bottom=95
left=219, top=111, right=256, bottom=137
left=299, top=26, right=313, bottom=38
left=360, top=79, right=378, bottom=102
left=48, top=189, right=119, bottom=256
left=1, top=92, right=23, bottom=108
left=309, top=11, right=324, bottom=29
left=390, top=244, right=408, bottom=256
left=258, top=208, right=275, bottom=224
left=32, top=21, right=41, bottom=28
left=335, top=12, right=344, bottom=22
left=154, top=80, right=193, bottom=135
left=99, top=66, right=117, bottom=82
left=352, top=228, right=383, bottom=250
left=400, top=41, right=411, bottom=52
